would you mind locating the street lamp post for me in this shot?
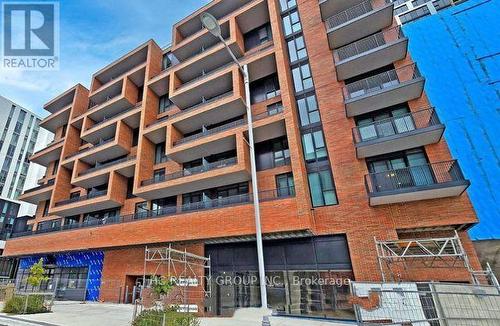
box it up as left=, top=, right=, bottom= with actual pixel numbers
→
left=201, top=12, right=268, bottom=309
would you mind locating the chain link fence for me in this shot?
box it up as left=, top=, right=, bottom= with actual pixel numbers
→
left=351, top=281, right=500, bottom=325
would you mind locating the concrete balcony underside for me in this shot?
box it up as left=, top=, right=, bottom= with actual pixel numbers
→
left=4, top=197, right=300, bottom=256
left=18, top=185, right=54, bottom=204
left=356, top=124, right=445, bottom=158
left=72, top=159, right=136, bottom=189
left=335, top=38, right=408, bottom=81
left=82, top=108, right=141, bottom=144
left=369, top=181, right=470, bottom=206
left=39, top=105, right=71, bottom=132
left=137, top=165, right=251, bottom=200
left=29, top=140, right=64, bottom=167
left=345, top=78, right=425, bottom=117
left=326, top=3, right=394, bottom=49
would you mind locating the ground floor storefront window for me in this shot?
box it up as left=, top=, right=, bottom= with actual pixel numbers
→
left=205, top=235, right=354, bottom=319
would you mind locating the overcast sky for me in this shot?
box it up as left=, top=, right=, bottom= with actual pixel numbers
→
left=0, top=0, right=208, bottom=118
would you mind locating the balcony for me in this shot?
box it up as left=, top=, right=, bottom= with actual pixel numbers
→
left=81, top=102, right=142, bottom=144
left=51, top=190, right=120, bottom=216
left=334, top=26, right=408, bottom=80
left=138, top=157, right=251, bottom=199
left=17, top=180, right=55, bottom=204
left=343, top=64, right=425, bottom=117
left=319, top=0, right=365, bottom=20
left=365, top=160, right=470, bottom=206
left=44, top=86, right=76, bottom=114
left=63, top=135, right=129, bottom=166
left=87, top=69, right=143, bottom=122
left=324, top=0, right=394, bottom=49
left=353, top=108, right=445, bottom=158
left=29, top=138, right=64, bottom=166
left=39, top=104, right=71, bottom=133
left=91, top=42, right=148, bottom=93
left=72, top=156, right=136, bottom=189
left=9, top=186, right=295, bottom=241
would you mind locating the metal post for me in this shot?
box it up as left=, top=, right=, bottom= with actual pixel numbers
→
left=243, top=63, right=268, bottom=309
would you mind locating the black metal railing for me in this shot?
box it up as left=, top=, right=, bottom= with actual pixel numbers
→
left=22, top=179, right=55, bottom=194
left=170, top=91, right=234, bottom=120
left=54, top=190, right=107, bottom=207
left=79, top=156, right=136, bottom=176
left=64, top=137, right=115, bottom=159
left=343, top=63, right=421, bottom=101
left=141, top=157, right=237, bottom=186
left=9, top=187, right=295, bottom=239
left=352, top=108, right=441, bottom=143
left=31, top=138, right=64, bottom=156
left=174, top=118, right=246, bottom=146
left=88, top=102, right=142, bottom=130
left=365, top=160, right=467, bottom=194
left=88, top=92, right=121, bottom=110
left=325, top=0, right=375, bottom=29
left=334, top=26, right=404, bottom=62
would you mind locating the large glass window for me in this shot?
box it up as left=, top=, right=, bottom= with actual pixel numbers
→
left=276, top=173, right=295, bottom=197
left=302, top=130, right=327, bottom=163
left=282, top=10, right=302, bottom=37
left=255, top=136, right=290, bottom=171
left=297, top=94, right=320, bottom=127
left=308, top=169, right=338, bottom=207
left=287, top=35, right=307, bottom=63
left=158, top=95, right=173, bottom=113
left=244, top=23, right=272, bottom=51
left=279, top=0, right=296, bottom=12
left=250, top=74, right=280, bottom=104
left=154, top=142, right=166, bottom=164
left=292, top=62, right=313, bottom=93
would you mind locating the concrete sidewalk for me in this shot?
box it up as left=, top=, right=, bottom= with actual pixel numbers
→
left=0, top=302, right=355, bottom=326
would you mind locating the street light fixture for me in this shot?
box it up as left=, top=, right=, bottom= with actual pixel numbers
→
left=201, top=12, right=268, bottom=309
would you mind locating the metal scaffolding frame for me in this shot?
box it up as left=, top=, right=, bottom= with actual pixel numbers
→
left=375, top=230, right=498, bottom=286
left=142, top=244, right=212, bottom=310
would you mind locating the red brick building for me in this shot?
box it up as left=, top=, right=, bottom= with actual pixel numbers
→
left=7, top=0, right=481, bottom=317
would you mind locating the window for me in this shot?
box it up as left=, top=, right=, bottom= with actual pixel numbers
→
left=52, top=160, right=59, bottom=175
left=135, top=201, right=148, bottom=219
left=61, top=124, right=67, bottom=137
left=276, top=173, right=295, bottom=197
left=292, top=62, right=313, bottom=93
left=153, top=168, right=165, bottom=182
left=302, top=130, right=327, bottom=163
left=267, top=102, right=284, bottom=115
left=356, top=106, right=414, bottom=141
left=279, top=0, right=296, bottom=12
left=162, top=52, right=172, bottom=70
left=287, top=35, right=307, bottom=63
left=308, top=169, right=337, bottom=207
left=158, top=95, right=173, bottom=113
left=42, top=200, right=50, bottom=217
left=255, top=136, right=290, bottom=171
left=244, top=24, right=272, bottom=51
left=70, top=192, right=80, bottom=199
left=249, top=74, right=280, bottom=104
left=126, top=177, right=135, bottom=198
left=155, top=142, right=166, bottom=164
left=297, top=94, right=320, bottom=127
left=282, top=10, right=302, bottom=37
left=132, top=128, right=139, bottom=147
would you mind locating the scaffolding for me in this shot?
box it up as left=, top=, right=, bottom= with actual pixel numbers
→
left=375, top=230, right=499, bottom=286
left=142, top=244, right=212, bottom=312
